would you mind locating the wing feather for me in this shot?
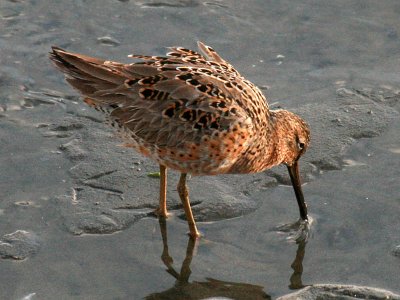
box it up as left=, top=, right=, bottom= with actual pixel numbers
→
left=50, top=43, right=267, bottom=170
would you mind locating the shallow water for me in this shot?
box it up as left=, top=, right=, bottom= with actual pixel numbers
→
left=1, top=0, right=399, bottom=299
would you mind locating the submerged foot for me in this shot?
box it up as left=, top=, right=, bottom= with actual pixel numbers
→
left=153, top=207, right=170, bottom=218
left=188, top=230, right=202, bottom=239
left=274, top=217, right=313, bottom=242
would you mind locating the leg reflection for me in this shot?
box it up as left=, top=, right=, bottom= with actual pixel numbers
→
left=145, top=218, right=271, bottom=300
left=159, top=217, right=196, bottom=284
left=289, top=240, right=307, bottom=290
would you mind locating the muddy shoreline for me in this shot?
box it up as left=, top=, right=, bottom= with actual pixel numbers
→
left=1, top=0, right=400, bottom=299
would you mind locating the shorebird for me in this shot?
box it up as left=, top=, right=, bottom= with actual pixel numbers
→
left=49, top=42, right=310, bottom=238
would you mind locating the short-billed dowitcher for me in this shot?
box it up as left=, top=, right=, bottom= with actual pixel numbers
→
left=50, top=42, right=310, bottom=238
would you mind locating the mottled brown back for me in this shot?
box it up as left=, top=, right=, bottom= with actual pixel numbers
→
left=49, top=42, right=292, bottom=175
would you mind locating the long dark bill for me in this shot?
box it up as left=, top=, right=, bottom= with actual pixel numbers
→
left=287, top=160, right=308, bottom=221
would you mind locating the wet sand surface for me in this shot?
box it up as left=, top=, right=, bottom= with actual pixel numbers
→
left=1, top=1, right=400, bottom=299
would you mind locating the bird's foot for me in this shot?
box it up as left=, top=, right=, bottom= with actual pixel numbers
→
left=274, top=217, right=313, bottom=243
left=152, top=207, right=171, bottom=218
left=187, top=229, right=203, bottom=239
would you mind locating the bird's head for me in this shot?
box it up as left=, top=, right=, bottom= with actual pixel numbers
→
left=281, top=112, right=310, bottom=166
left=272, top=109, right=310, bottom=220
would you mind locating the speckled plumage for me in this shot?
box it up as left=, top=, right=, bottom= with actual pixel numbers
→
left=50, top=42, right=310, bottom=238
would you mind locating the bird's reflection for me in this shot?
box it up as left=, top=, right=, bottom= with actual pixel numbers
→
left=289, top=239, right=306, bottom=290
left=145, top=218, right=308, bottom=299
left=145, top=218, right=271, bottom=299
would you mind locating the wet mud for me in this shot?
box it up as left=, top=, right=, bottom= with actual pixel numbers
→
left=1, top=0, right=399, bottom=299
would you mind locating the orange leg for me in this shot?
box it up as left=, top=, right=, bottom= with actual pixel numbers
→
left=177, top=173, right=201, bottom=238
left=154, top=165, right=169, bottom=217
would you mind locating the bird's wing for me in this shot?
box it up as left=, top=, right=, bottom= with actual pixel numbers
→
left=49, top=43, right=267, bottom=163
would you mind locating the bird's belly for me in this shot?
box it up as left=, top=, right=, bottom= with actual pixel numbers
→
left=150, top=146, right=237, bottom=176
left=119, top=137, right=238, bottom=175
left=117, top=122, right=257, bottom=175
